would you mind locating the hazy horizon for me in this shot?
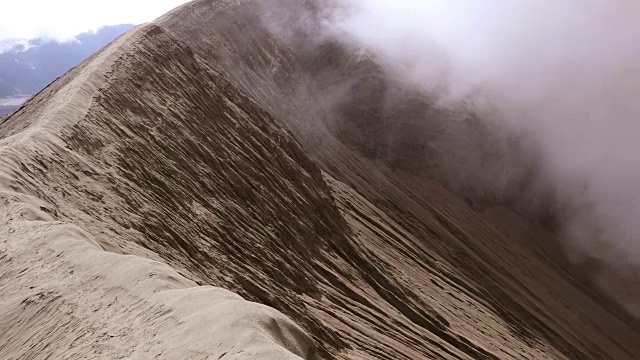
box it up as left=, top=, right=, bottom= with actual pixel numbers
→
left=0, top=0, right=189, bottom=42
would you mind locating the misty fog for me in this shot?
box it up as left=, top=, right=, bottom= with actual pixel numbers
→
left=254, top=0, right=640, bottom=315
left=324, top=0, right=640, bottom=314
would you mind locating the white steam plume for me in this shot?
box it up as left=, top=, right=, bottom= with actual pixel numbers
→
left=330, top=0, right=640, bottom=313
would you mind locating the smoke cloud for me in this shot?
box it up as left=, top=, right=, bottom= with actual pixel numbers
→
left=310, top=0, right=640, bottom=314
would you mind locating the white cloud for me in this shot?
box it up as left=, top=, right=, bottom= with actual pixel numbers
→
left=0, top=0, right=190, bottom=41
left=334, top=0, right=640, bottom=311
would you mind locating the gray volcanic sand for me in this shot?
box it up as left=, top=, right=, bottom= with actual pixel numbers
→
left=1, top=1, right=638, bottom=359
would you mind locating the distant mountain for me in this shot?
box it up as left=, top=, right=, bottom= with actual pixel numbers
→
left=0, top=24, right=133, bottom=100
left=0, top=106, right=13, bottom=117
left=0, top=95, right=29, bottom=117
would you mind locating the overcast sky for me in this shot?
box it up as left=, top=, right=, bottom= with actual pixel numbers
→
left=0, top=0, right=191, bottom=41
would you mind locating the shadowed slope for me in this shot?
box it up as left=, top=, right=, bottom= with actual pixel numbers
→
left=155, top=0, right=640, bottom=358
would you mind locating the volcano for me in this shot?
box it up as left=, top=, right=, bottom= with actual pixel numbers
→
left=0, top=1, right=638, bottom=359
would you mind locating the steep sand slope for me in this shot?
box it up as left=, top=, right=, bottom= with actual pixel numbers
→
left=155, top=0, right=640, bottom=358
left=0, top=26, right=314, bottom=360
left=0, top=0, right=639, bottom=359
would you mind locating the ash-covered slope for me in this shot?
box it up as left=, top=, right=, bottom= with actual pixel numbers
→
left=1, top=0, right=639, bottom=359
left=0, top=26, right=316, bottom=360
